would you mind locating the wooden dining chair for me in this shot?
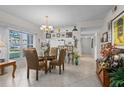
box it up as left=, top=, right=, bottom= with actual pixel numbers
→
left=49, top=48, right=66, bottom=74
left=49, top=47, right=58, bottom=58
left=24, top=48, right=47, bottom=80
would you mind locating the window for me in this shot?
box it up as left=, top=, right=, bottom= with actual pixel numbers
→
left=9, top=30, right=34, bottom=59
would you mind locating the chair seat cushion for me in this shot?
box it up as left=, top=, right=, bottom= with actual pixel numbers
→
left=47, top=56, right=56, bottom=60
left=39, top=62, right=45, bottom=67
left=50, top=59, right=59, bottom=65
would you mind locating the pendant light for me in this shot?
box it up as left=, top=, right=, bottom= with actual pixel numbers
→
left=72, top=26, right=78, bottom=31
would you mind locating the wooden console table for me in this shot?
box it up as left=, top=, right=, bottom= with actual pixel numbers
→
left=96, top=62, right=110, bottom=87
left=0, top=60, right=16, bottom=78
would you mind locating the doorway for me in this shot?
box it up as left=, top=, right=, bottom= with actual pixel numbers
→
left=81, top=35, right=94, bottom=57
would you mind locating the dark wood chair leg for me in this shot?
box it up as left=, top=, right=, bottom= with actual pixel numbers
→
left=52, top=65, right=56, bottom=69
left=36, top=69, right=38, bottom=81
left=68, top=54, right=70, bottom=64
left=49, top=64, right=51, bottom=72
left=59, top=66, right=61, bottom=74
left=27, top=67, right=29, bottom=79
left=53, top=65, right=56, bottom=69
left=45, top=64, right=47, bottom=74
left=72, top=54, right=74, bottom=64
left=45, top=68, right=47, bottom=74
left=51, top=65, right=52, bottom=69
left=63, top=64, right=64, bottom=71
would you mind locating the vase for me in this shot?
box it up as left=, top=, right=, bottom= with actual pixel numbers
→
left=75, top=58, right=78, bottom=65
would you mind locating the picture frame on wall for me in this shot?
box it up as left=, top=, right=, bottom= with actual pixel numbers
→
left=112, top=11, right=124, bottom=48
left=102, top=32, right=108, bottom=42
left=56, top=33, right=60, bottom=38
left=51, top=33, right=56, bottom=38
left=61, top=32, right=66, bottom=38
left=46, top=33, right=51, bottom=39
left=66, top=32, right=72, bottom=38
left=103, top=32, right=108, bottom=42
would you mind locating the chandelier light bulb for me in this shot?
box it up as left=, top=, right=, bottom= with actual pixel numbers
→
left=40, top=16, right=53, bottom=32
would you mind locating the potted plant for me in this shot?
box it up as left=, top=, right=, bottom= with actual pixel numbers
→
left=109, top=67, right=124, bottom=87
left=73, top=49, right=80, bottom=65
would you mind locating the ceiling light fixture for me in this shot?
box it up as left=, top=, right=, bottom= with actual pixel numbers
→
left=40, top=16, right=53, bottom=32
left=72, top=26, right=78, bottom=31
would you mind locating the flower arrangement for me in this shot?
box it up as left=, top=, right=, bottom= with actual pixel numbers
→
left=73, top=48, right=80, bottom=65
left=74, top=51, right=80, bottom=59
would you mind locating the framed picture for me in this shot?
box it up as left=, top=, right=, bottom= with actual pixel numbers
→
left=61, top=32, right=66, bottom=38
left=46, top=33, right=51, bottom=39
left=112, top=11, right=124, bottom=48
left=56, top=33, right=60, bottom=38
left=51, top=33, right=56, bottom=38
left=66, top=32, right=72, bottom=38
left=103, top=32, right=108, bottom=42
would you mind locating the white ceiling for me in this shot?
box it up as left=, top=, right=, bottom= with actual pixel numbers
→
left=0, top=5, right=113, bottom=27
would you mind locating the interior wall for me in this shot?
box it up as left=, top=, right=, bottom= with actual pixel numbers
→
left=80, top=27, right=101, bottom=60
left=81, top=36, right=94, bottom=56
left=102, top=5, right=124, bottom=34
left=58, top=26, right=81, bottom=55
left=0, top=10, right=45, bottom=60
left=94, top=5, right=124, bottom=59
left=78, top=20, right=104, bottom=28
left=101, top=5, right=124, bottom=39
left=0, top=27, right=8, bottom=59
left=78, top=19, right=104, bottom=58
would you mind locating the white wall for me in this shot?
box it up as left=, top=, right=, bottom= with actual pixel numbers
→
left=97, top=5, right=124, bottom=58
left=80, top=27, right=101, bottom=59
left=78, top=20, right=103, bottom=28
left=79, top=6, right=124, bottom=59
left=101, top=5, right=124, bottom=36
left=0, top=10, right=45, bottom=59
left=81, top=37, right=93, bottom=56
left=102, top=6, right=124, bottom=33
left=60, top=20, right=103, bottom=58
left=61, top=26, right=81, bottom=55
left=0, top=10, right=40, bottom=32
left=0, top=27, right=8, bottom=59
left=77, top=19, right=105, bottom=58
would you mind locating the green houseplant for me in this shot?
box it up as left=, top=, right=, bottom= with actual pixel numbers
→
left=73, top=50, right=80, bottom=65
left=109, top=67, right=124, bottom=87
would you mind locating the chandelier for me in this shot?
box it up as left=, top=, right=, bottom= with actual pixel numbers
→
left=40, top=16, right=53, bottom=32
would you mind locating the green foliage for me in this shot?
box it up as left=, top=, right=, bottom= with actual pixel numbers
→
left=109, top=67, right=124, bottom=87
left=73, top=51, right=80, bottom=59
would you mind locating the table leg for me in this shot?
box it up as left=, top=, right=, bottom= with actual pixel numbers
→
left=45, top=59, right=48, bottom=74
left=12, top=63, right=16, bottom=78
left=0, top=68, right=4, bottom=75
left=68, top=53, right=70, bottom=63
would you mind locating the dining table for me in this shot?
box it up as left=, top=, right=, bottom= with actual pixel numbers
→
left=38, top=55, right=56, bottom=72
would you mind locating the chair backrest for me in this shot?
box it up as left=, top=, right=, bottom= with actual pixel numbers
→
left=67, top=46, right=73, bottom=53
left=58, top=49, right=66, bottom=65
left=50, top=47, right=58, bottom=58
left=24, top=48, right=39, bottom=69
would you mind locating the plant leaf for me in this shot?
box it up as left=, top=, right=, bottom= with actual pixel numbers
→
left=110, top=80, right=117, bottom=87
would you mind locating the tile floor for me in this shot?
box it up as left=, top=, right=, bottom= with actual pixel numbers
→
left=0, top=55, right=101, bottom=87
